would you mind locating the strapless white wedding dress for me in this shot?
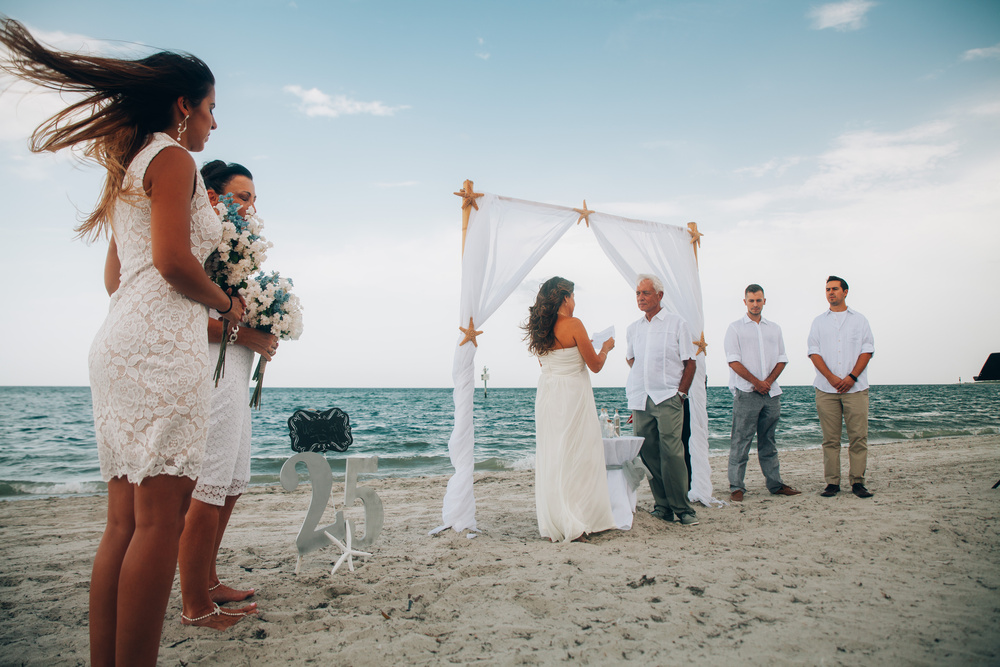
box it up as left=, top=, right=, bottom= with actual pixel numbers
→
left=534, top=347, right=615, bottom=542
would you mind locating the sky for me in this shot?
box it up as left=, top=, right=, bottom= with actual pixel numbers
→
left=1, top=0, right=998, bottom=389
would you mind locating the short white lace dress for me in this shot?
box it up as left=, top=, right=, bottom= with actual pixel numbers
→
left=192, top=335, right=254, bottom=505
left=89, top=132, right=222, bottom=484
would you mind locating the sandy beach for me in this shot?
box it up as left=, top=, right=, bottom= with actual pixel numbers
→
left=1, top=435, right=997, bottom=665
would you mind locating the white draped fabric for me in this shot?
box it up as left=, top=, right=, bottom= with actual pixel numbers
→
left=437, top=193, right=717, bottom=534
left=602, top=436, right=646, bottom=530
left=439, top=194, right=580, bottom=532
left=589, top=213, right=718, bottom=506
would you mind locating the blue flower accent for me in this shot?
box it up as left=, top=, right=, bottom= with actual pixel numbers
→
left=252, top=271, right=296, bottom=317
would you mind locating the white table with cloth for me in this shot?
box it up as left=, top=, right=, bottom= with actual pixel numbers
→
left=602, top=436, right=649, bottom=530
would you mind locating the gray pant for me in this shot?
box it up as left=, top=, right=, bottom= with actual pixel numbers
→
left=728, top=390, right=784, bottom=493
left=634, top=394, right=695, bottom=518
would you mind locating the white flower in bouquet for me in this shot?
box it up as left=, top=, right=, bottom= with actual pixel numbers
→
left=245, top=271, right=303, bottom=340
left=205, top=194, right=272, bottom=292
left=245, top=271, right=304, bottom=408
left=205, top=194, right=273, bottom=384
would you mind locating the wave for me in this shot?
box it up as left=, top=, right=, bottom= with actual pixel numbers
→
left=0, top=479, right=106, bottom=498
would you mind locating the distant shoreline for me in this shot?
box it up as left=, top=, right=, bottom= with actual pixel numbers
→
left=2, top=382, right=996, bottom=389
left=0, top=435, right=991, bottom=503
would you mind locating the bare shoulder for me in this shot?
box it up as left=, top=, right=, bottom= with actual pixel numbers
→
left=144, top=146, right=195, bottom=194
left=556, top=316, right=587, bottom=333
left=147, top=145, right=195, bottom=175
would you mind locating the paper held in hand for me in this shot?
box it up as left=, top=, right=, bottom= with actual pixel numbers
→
left=591, top=325, right=615, bottom=353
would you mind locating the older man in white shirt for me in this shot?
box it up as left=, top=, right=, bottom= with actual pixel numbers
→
left=626, top=274, right=699, bottom=526
left=808, top=276, right=875, bottom=498
left=724, top=284, right=801, bottom=503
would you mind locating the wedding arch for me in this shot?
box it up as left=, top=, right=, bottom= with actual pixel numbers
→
left=435, top=181, right=717, bottom=534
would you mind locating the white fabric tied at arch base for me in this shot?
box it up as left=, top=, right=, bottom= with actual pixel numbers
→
left=433, top=194, right=721, bottom=535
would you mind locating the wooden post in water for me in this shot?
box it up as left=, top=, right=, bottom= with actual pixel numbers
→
left=481, top=366, right=490, bottom=398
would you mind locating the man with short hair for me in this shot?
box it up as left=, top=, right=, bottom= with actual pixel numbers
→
left=808, top=276, right=875, bottom=498
left=724, top=284, right=800, bottom=502
left=626, top=274, right=699, bottom=525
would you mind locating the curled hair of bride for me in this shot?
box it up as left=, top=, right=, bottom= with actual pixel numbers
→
left=522, top=276, right=574, bottom=356
left=0, top=17, right=215, bottom=240
left=201, top=160, right=253, bottom=193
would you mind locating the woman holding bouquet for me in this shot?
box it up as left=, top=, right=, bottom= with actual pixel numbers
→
left=0, top=18, right=245, bottom=666
left=178, top=161, right=278, bottom=629
left=523, top=277, right=617, bottom=543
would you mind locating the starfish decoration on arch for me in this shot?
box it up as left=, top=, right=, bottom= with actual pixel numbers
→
left=687, top=222, right=704, bottom=261
left=573, top=199, right=595, bottom=227
left=459, top=317, right=483, bottom=347
left=693, top=331, right=708, bottom=356
left=454, top=180, right=484, bottom=211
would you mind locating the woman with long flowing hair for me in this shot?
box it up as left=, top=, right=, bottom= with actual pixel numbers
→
left=1, top=18, right=246, bottom=665
left=523, top=277, right=617, bottom=542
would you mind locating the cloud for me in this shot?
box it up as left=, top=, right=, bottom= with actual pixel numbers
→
left=0, top=78, right=70, bottom=142
left=283, top=85, right=409, bottom=118
left=27, top=27, right=143, bottom=57
left=0, top=27, right=138, bottom=143
left=715, top=191, right=782, bottom=213
left=598, top=200, right=686, bottom=220
left=802, top=121, right=958, bottom=195
left=962, top=43, right=1000, bottom=61
left=808, top=0, right=875, bottom=31
left=712, top=120, right=963, bottom=214
left=969, top=100, right=1000, bottom=116
left=734, top=157, right=802, bottom=178
left=476, top=36, right=490, bottom=60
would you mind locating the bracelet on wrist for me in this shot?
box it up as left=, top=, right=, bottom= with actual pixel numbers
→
left=218, top=294, right=233, bottom=315
left=848, top=373, right=858, bottom=382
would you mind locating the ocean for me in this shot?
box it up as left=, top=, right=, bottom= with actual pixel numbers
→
left=0, top=383, right=996, bottom=499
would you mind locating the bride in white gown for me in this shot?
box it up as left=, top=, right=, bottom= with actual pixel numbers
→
left=524, top=277, right=617, bottom=542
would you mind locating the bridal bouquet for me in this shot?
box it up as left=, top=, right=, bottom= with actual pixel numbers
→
left=205, top=194, right=272, bottom=384
left=244, top=270, right=303, bottom=409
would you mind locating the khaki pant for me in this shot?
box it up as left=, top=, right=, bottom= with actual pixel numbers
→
left=815, top=388, right=868, bottom=486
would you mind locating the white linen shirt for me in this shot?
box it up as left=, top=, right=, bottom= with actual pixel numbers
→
left=625, top=309, right=696, bottom=410
left=807, top=307, right=875, bottom=394
left=724, top=314, right=788, bottom=398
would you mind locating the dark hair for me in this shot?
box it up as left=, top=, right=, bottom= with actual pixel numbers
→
left=522, top=276, right=574, bottom=356
left=745, top=283, right=764, bottom=296
left=201, top=160, right=253, bottom=193
left=826, top=275, right=848, bottom=290
left=0, top=18, right=215, bottom=239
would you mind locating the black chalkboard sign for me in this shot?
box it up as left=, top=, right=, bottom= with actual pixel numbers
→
left=287, top=408, right=353, bottom=453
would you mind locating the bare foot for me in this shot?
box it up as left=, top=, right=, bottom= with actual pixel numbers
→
left=210, top=581, right=255, bottom=604
left=181, top=603, right=257, bottom=631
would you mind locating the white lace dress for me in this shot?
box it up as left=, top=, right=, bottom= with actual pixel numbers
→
left=89, top=133, right=222, bottom=483
left=192, top=334, right=254, bottom=505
